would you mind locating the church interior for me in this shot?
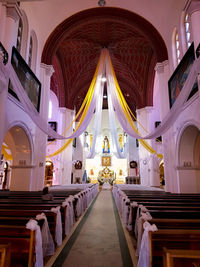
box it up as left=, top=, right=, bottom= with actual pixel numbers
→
left=0, top=0, right=200, bottom=266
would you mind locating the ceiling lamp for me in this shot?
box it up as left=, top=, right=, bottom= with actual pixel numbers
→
left=102, top=76, right=107, bottom=82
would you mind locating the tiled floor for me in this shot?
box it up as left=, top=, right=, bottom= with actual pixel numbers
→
left=60, top=190, right=128, bottom=267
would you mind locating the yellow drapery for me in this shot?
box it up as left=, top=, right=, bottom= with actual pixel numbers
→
left=1, top=144, right=12, bottom=161
left=47, top=50, right=106, bottom=158
left=108, top=54, right=163, bottom=159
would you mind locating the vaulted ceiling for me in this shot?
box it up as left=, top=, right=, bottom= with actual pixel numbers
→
left=42, top=7, right=168, bottom=115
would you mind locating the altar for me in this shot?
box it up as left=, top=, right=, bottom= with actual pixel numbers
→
left=97, top=167, right=116, bottom=185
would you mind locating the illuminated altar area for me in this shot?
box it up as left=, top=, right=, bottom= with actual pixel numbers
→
left=84, top=118, right=128, bottom=184
left=86, top=155, right=127, bottom=184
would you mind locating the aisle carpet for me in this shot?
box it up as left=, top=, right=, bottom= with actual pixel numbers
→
left=53, top=190, right=133, bottom=267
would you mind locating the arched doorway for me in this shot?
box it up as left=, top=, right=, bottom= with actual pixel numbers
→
left=177, top=125, right=200, bottom=193
left=159, top=160, right=165, bottom=189
left=1, top=125, right=32, bottom=191
left=45, top=159, right=54, bottom=186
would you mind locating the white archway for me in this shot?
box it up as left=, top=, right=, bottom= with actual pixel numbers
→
left=177, top=124, right=200, bottom=193
left=2, top=124, right=33, bottom=191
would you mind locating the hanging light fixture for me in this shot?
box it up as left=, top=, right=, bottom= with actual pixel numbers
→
left=102, top=76, right=107, bottom=82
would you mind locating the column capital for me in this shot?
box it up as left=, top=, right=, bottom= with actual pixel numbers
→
left=154, top=60, right=169, bottom=73
left=187, top=0, right=200, bottom=15
left=40, top=63, right=54, bottom=77
left=5, top=3, right=21, bottom=22
left=59, top=107, right=67, bottom=114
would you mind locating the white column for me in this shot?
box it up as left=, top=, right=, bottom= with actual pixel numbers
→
left=154, top=60, right=177, bottom=192
left=187, top=0, right=200, bottom=50
left=149, top=155, right=160, bottom=187
left=154, top=60, right=170, bottom=120
left=30, top=64, right=54, bottom=190
left=2, top=4, right=20, bottom=57
left=128, top=135, right=139, bottom=177
left=40, top=64, right=54, bottom=120
left=59, top=108, right=74, bottom=185
left=136, top=107, right=153, bottom=186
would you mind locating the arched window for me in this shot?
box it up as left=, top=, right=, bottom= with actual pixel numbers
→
left=16, top=9, right=29, bottom=59
left=28, top=30, right=38, bottom=72
left=184, top=13, right=191, bottom=49
left=175, top=31, right=181, bottom=64
left=28, top=36, right=33, bottom=68
left=16, top=18, right=23, bottom=52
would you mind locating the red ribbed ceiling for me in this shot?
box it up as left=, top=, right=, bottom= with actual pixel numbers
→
left=42, top=7, right=168, bottom=114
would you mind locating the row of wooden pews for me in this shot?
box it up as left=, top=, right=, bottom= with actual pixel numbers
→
left=113, top=184, right=200, bottom=267
left=0, top=183, right=99, bottom=266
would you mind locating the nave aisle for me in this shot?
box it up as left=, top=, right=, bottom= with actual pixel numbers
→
left=52, top=190, right=133, bottom=267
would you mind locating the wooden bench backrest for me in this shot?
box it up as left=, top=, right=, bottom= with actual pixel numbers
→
left=0, top=225, right=35, bottom=267
left=149, top=229, right=200, bottom=267
left=163, top=248, right=200, bottom=267
left=0, top=244, right=11, bottom=267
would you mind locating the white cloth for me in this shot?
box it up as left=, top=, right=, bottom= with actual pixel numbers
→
left=138, top=221, right=158, bottom=267
left=135, top=205, right=148, bottom=238
left=62, top=196, right=75, bottom=236
left=26, top=219, right=43, bottom=267
left=107, top=73, right=127, bottom=159
left=127, top=201, right=138, bottom=231
left=121, top=198, right=130, bottom=225
left=67, top=195, right=75, bottom=225
left=86, top=55, right=105, bottom=158
left=136, top=212, right=152, bottom=256
left=62, top=201, right=72, bottom=235
left=102, top=182, right=111, bottom=190
left=51, top=206, right=62, bottom=246
left=36, top=213, right=55, bottom=256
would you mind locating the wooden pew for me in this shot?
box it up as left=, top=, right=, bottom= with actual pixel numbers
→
left=0, top=209, right=57, bottom=243
left=0, top=225, right=36, bottom=267
left=149, top=229, right=200, bottom=266
left=163, top=248, right=200, bottom=267
left=150, top=218, right=200, bottom=230
left=0, top=244, right=11, bottom=267
left=127, top=199, right=200, bottom=231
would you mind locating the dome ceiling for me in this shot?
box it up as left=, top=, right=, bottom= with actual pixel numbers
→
left=42, top=7, right=168, bottom=115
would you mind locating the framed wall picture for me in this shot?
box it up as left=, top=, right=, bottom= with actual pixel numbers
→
left=48, top=121, right=57, bottom=141
left=102, top=156, right=111, bottom=166
left=168, top=42, right=197, bottom=108
left=11, top=46, right=41, bottom=112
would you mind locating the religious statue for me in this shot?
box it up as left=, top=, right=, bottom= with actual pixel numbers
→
left=103, top=136, right=110, bottom=153
left=118, top=134, right=123, bottom=152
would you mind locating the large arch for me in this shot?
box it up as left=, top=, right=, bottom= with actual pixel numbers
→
left=2, top=124, right=33, bottom=191
left=41, top=7, right=168, bottom=114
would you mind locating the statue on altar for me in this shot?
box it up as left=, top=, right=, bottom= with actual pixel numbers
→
left=103, top=136, right=110, bottom=153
